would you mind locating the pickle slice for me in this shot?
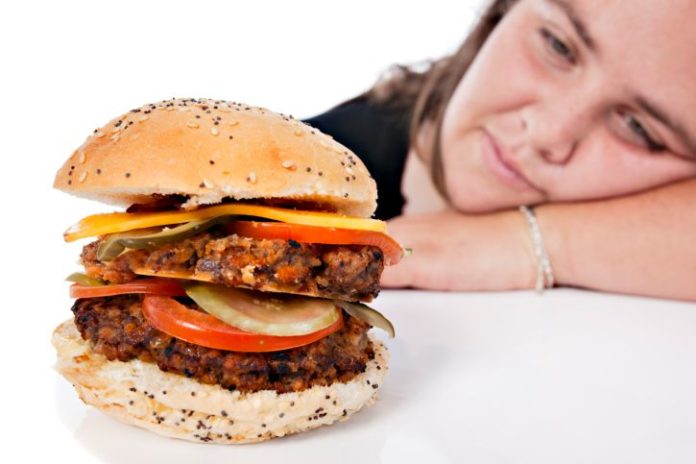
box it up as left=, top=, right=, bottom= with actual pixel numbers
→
left=184, top=283, right=341, bottom=336
left=97, top=217, right=230, bottom=261
left=333, top=300, right=395, bottom=338
left=66, top=272, right=105, bottom=287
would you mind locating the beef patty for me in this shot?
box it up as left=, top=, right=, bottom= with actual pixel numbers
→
left=72, top=295, right=374, bottom=394
left=82, top=232, right=383, bottom=302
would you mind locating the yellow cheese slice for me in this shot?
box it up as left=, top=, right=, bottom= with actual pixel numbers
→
left=131, top=268, right=215, bottom=282
left=64, top=204, right=387, bottom=242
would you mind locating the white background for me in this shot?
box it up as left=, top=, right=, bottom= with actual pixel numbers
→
left=5, top=2, right=696, bottom=463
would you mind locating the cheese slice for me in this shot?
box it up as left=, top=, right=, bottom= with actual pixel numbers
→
left=64, top=204, right=387, bottom=242
left=131, top=268, right=215, bottom=282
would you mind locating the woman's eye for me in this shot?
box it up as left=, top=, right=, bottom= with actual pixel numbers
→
left=540, top=28, right=576, bottom=64
left=619, top=111, right=666, bottom=153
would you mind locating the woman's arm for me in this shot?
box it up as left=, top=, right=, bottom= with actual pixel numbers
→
left=381, top=209, right=538, bottom=291
left=382, top=178, right=696, bottom=301
left=539, top=178, right=696, bottom=301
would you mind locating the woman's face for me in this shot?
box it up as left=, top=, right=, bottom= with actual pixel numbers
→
left=440, top=0, right=696, bottom=212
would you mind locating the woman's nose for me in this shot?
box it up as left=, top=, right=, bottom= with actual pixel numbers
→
left=521, top=99, right=592, bottom=165
left=538, top=141, right=577, bottom=164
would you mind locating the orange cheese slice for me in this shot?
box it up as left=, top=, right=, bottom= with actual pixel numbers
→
left=64, top=204, right=388, bottom=242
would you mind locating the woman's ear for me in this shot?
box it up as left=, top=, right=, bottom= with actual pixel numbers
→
left=413, top=120, right=436, bottom=165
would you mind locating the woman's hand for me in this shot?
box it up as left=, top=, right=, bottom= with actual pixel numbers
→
left=381, top=209, right=538, bottom=291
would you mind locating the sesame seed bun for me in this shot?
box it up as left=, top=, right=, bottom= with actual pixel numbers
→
left=54, top=98, right=377, bottom=217
left=52, top=319, right=389, bottom=444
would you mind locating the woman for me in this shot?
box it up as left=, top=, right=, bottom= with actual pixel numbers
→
left=306, top=0, right=696, bottom=301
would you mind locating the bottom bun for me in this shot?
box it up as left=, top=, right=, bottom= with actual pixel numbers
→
left=52, top=319, right=389, bottom=444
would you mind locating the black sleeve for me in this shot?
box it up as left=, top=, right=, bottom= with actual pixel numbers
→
left=303, top=96, right=411, bottom=220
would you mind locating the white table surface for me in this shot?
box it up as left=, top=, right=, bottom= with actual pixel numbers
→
left=27, top=288, right=696, bottom=463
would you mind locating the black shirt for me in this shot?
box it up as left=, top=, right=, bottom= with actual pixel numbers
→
left=304, top=96, right=411, bottom=220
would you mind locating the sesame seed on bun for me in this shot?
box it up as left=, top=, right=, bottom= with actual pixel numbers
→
left=54, top=98, right=378, bottom=217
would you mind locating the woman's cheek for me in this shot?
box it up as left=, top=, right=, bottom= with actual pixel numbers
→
left=469, top=23, right=548, bottom=123
left=552, top=136, right=634, bottom=198
left=583, top=133, right=692, bottom=194
left=550, top=141, right=689, bottom=200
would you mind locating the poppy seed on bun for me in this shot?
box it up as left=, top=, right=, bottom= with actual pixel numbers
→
left=53, top=320, right=389, bottom=444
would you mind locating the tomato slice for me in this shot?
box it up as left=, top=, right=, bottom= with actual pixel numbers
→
left=141, top=295, right=343, bottom=352
left=69, top=279, right=186, bottom=299
left=224, top=221, right=404, bottom=265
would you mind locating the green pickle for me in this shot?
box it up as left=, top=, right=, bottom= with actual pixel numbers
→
left=184, top=283, right=341, bottom=336
left=333, top=300, right=395, bottom=338
left=97, top=216, right=231, bottom=261
left=66, top=272, right=105, bottom=286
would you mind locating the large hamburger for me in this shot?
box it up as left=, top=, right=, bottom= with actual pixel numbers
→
left=52, top=98, right=402, bottom=444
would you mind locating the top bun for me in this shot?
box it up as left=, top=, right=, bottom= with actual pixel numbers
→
left=54, top=98, right=377, bottom=217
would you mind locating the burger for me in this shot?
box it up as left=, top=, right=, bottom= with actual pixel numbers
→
left=52, top=98, right=402, bottom=444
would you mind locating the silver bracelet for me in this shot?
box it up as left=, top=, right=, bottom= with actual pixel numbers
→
left=519, top=205, right=555, bottom=293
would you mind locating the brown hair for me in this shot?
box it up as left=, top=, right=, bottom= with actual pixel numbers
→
left=365, top=0, right=517, bottom=200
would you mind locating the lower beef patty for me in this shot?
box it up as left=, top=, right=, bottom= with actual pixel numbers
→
left=72, top=295, right=374, bottom=394
left=82, top=232, right=383, bottom=302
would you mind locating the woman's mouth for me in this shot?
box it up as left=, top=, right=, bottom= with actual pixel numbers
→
left=481, top=130, right=540, bottom=193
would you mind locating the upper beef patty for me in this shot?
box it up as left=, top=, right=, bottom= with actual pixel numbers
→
left=72, top=295, right=374, bottom=394
left=81, top=231, right=384, bottom=302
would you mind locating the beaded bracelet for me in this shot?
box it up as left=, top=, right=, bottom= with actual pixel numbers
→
left=519, top=205, right=555, bottom=293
